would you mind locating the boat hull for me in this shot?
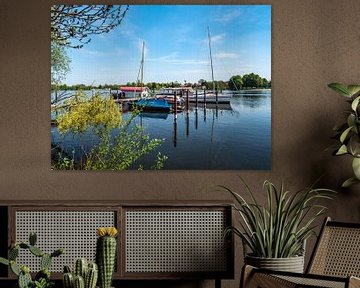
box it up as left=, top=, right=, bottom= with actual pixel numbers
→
left=132, top=98, right=171, bottom=112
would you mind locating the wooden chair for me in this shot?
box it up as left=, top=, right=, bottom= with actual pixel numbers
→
left=241, top=217, right=360, bottom=288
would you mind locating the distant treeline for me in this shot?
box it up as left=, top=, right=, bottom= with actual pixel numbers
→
left=52, top=73, right=271, bottom=91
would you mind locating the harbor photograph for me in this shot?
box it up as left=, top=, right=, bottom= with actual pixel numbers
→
left=51, top=5, right=272, bottom=170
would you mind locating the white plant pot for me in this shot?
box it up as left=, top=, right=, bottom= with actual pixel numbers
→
left=245, top=254, right=305, bottom=273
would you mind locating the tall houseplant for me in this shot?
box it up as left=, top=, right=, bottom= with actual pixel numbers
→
left=222, top=179, right=334, bottom=272
left=328, top=83, right=360, bottom=187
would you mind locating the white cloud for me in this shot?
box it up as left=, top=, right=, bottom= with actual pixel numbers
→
left=147, top=53, right=207, bottom=65
left=214, top=52, right=238, bottom=59
left=79, top=48, right=124, bottom=57
left=209, top=33, right=226, bottom=43
left=215, top=9, right=242, bottom=23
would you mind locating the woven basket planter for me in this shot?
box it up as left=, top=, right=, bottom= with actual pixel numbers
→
left=245, top=254, right=305, bottom=273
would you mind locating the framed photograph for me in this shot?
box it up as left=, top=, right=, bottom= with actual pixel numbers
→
left=51, top=5, right=271, bottom=170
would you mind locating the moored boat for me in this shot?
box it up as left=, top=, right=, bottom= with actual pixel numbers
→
left=188, top=90, right=231, bottom=104
left=133, top=98, right=171, bottom=112
left=112, top=86, right=150, bottom=99
left=156, top=87, right=191, bottom=109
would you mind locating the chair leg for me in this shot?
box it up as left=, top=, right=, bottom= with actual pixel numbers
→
left=349, top=276, right=360, bottom=288
left=240, top=265, right=255, bottom=288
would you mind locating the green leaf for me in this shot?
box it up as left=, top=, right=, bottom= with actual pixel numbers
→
left=0, top=257, right=9, bottom=266
left=349, top=135, right=360, bottom=156
left=351, top=96, right=360, bottom=111
left=10, top=261, right=20, bottom=276
left=347, top=114, right=356, bottom=128
left=336, top=145, right=348, bottom=155
left=352, top=157, right=360, bottom=179
left=340, top=126, right=353, bottom=143
left=328, top=83, right=351, bottom=97
left=342, top=177, right=360, bottom=188
left=347, top=85, right=360, bottom=97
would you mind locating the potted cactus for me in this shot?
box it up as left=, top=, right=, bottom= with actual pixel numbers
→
left=62, top=258, right=98, bottom=288
left=0, top=232, right=63, bottom=288
left=96, top=227, right=118, bottom=288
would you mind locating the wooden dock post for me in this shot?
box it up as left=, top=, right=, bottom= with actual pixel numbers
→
left=185, top=109, right=190, bottom=138
left=203, top=89, right=206, bottom=109
left=215, top=88, right=218, bottom=105
left=186, top=90, right=189, bottom=112
left=174, top=91, right=178, bottom=119
left=195, top=109, right=198, bottom=130
left=173, top=120, right=177, bottom=147
left=195, top=89, right=198, bottom=110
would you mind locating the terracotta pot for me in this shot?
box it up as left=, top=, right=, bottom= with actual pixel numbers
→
left=245, top=254, right=305, bottom=273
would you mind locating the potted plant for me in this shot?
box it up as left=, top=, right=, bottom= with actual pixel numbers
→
left=0, top=232, right=63, bottom=288
left=328, top=83, right=360, bottom=187
left=222, top=179, right=334, bottom=273
left=96, top=227, right=118, bottom=288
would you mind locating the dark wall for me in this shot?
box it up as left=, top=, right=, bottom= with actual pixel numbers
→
left=1, top=0, right=360, bottom=287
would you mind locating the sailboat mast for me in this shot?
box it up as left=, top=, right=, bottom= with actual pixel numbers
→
left=207, top=26, right=215, bottom=94
left=140, top=41, right=145, bottom=86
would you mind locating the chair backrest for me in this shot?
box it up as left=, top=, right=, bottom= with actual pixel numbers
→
left=307, top=217, right=360, bottom=277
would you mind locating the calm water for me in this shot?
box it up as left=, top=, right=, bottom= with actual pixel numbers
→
left=51, top=90, right=271, bottom=170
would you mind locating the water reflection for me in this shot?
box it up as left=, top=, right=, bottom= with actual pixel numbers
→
left=51, top=89, right=271, bottom=169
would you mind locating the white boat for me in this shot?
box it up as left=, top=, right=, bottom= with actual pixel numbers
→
left=188, top=90, right=231, bottom=104
left=113, top=86, right=150, bottom=99
left=156, top=87, right=192, bottom=109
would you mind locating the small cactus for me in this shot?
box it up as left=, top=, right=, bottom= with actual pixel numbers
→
left=64, top=265, right=72, bottom=273
left=96, top=227, right=118, bottom=288
left=9, top=247, right=19, bottom=260
left=0, top=257, right=9, bottom=266
left=29, top=245, right=44, bottom=257
left=85, top=263, right=98, bottom=288
left=51, top=248, right=64, bottom=257
left=41, top=253, right=52, bottom=270
left=63, top=259, right=98, bottom=288
left=74, top=275, right=85, bottom=288
left=0, top=233, right=63, bottom=288
left=35, top=268, right=50, bottom=281
left=10, top=260, right=20, bottom=276
left=29, top=233, right=37, bottom=246
left=63, top=272, right=74, bottom=288
left=74, top=258, right=87, bottom=279
left=18, top=269, right=32, bottom=288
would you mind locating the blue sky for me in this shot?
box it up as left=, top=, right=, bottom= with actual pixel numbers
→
left=65, top=5, right=271, bottom=85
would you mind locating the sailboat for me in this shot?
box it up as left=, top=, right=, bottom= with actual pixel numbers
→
left=131, top=42, right=172, bottom=112
left=189, top=27, right=231, bottom=105
left=113, top=41, right=151, bottom=100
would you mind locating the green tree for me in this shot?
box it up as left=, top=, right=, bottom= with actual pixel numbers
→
left=242, top=73, right=262, bottom=88
left=51, top=42, right=70, bottom=85
left=84, top=113, right=167, bottom=170
left=214, top=81, right=228, bottom=91
left=51, top=42, right=71, bottom=105
left=51, top=5, right=129, bottom=48
left=229, top=75, right=243, bottom=90
left=261, top=78, right=269, bottom=88
left=53, top=92, right=167, bottom=170
left=57, top=92, right=121, bottom=134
